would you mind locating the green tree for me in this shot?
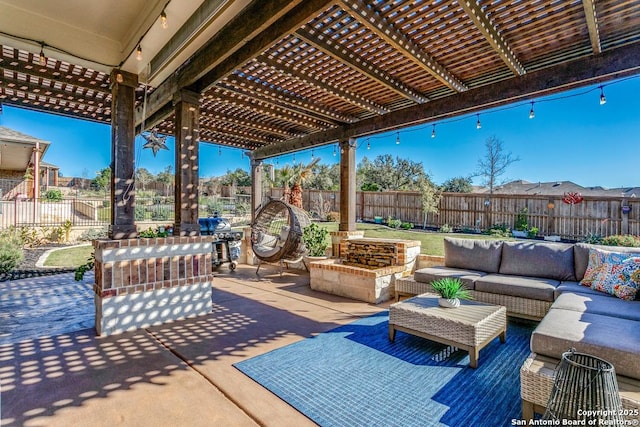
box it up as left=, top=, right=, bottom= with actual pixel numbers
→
left=221, top=168, right=251, bottom=187
left=91, top=167, right=111, bottom=192
left=136, top=167, right=154, bottom=191
left=289, top=158, right=320, bottom=208
left=475, top=136, right=519, bottom=194
left=304, top=163, right=340, bottom=190
left=440, top=176, right=474, bottom=193
left=357, top=154, right=426, bottom=191
left=419, top=176, right=441, bottom=228
left=156, top=165, right=174, bottom=196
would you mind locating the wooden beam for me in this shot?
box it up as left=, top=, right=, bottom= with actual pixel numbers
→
left=216, top=80, right=341, bottom=127
left=0, top=61, right=111, bottom=95
left=223, top=74, right=359, bottom=123
left=209, top=89, right=334, bottom=131
left=252, top=41, right=640, bottom=159
left=257, top=55, right=389, bottom=115
left=458, top=0, right=526, bottom=76
left=339, top=0, right=468, bottom=93
left=204, top=112, right=299, bottom=138
left=0, top=75, right=108, bottom=107
left=295, top=27, right=429, bottom=104
left=139, top=0, right=334, bottom=127
left=582, top=0, right=602, bottom=54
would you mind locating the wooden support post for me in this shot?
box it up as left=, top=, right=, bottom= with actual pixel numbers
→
left=339, top=138, right=356, bottom=231
left=109, top=69, right=138, bottom=239
left=173, top=90, right=201, bottom=236
left=250, top=156, right=263, bottom=224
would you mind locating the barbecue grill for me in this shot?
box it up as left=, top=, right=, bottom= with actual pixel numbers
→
left=199, top=215, right=243, bottom=270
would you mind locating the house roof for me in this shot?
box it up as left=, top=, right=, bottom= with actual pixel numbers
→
left=0, top=1, right=639, bottom=158
left=0, top=126, right=50, bottom=171
left=477, top=180, right=639, bottom=198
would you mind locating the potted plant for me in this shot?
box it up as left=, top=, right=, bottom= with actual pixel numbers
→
left=302, top=223, right=330, bottom=259
left=430, top=277, right=473, bottom=308
left=512, top=207, right=529, bottom=238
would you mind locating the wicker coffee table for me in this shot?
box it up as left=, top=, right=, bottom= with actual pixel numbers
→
left=389, top=294, right=507, bottom=368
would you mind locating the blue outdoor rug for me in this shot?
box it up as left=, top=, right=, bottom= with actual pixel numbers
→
left=234, top=311, right=536, bottom=427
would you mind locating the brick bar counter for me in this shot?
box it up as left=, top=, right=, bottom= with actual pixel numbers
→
left=93, top=236, right=215, bottom=336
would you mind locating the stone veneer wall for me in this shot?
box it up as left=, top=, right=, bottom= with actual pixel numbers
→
left=93, top=236, right=215, bottom=336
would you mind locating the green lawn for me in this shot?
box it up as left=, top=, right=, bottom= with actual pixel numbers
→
left=321, top=222, right=505, bottom=256
left=43, top=244, right=93, bottom=267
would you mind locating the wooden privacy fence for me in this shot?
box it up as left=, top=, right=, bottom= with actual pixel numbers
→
left=269, top=188, right=639, bottom=240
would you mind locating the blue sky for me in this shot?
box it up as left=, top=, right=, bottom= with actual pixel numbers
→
left=1, top=76, right=638, bottom=188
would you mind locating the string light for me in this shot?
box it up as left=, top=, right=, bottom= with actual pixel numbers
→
left=160, top=11, right=168, bottom=29
left=39, top=44, right=46, bottom=66
left=476, top=114, right=482, bottom=129
left=529, top=101, right=535, bottom=119
left=366, top=138, right=371, bottom=150
left=136, top=45, right=143, bottom=61
left=292, top=153, right=296, bottom=164
left=395, top=131, right=400, bottom=144
left=599, top=86, right=606, bottom=105
left=333, top=145, right=337, bottom=156
left=431, top=124, right=436, bottom=138
left=311, top=149, right=314, bottom=159
left=218, top=146, right=221, bottom=156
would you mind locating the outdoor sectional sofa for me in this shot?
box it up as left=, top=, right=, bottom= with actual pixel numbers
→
left=394, top=237, right=640, bottom=420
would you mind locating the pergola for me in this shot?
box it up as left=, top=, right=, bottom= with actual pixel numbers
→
left=1, top=0, right=640, bottom=239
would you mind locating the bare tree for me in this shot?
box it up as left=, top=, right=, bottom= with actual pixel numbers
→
left=475, top=136, right=519, bottom=194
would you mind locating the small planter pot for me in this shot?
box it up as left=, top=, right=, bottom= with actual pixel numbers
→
left=374, top=216, right=383, bottom=224
left=438, top=298, right=460, bottom=308
left=511, top=230, right=528, bottom=238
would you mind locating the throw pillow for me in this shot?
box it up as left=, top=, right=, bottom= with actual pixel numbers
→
left=580, top=248, right=631, bottom=287
left=590, top=256, right=640, bottom=301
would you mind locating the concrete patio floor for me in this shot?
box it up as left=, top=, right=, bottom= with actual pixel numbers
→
left=1, top=264, right=389, bottom=427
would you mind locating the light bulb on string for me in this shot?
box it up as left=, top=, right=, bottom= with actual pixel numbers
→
left=311, top=149, right=314, bottom=159
left=160, top=11, right=168, bottom=29
left=529, top=101, right=535, bottom=119
left=136, top=45, right=143, bottom=61
left=476, top=114, right=482, bottom=129
left=218, top=146, right=221, bottom=156
left=599, top=86, right=606, bottom=105
left=366, top=138, right=371, bottom=150
left=395, top=131, right=400, bottom=145
left=38, top=44, right=46, bottom=66
left=431, top=124, right=436, bottom=138
left=333, top=145, right=337, bottom=156
left=292, top=153, right=296, bottom=164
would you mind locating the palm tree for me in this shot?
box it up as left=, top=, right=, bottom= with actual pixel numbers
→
left=271, top=165, right=295, bottom=203
left=289, top=158, right=320, bottom=209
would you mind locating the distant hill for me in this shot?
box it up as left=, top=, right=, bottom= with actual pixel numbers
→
left=473, top=180, right=639, bottom=197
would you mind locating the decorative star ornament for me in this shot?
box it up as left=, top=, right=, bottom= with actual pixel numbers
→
left=142, top=129, right=169, bottom=157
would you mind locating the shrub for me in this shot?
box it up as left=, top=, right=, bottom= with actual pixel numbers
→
left=151, top=207, right=172, bottom=221
left=44, top=189, right=63, bottom=201
left=400, top=222, right=413, bottom=230
left=0, top=228, right=24, bottom=274
left=387, top=217, right=402, bottom=229
left=601, top=235, right=640, bottom=247
left=78, top=227, right=108, bottom=241
left=439, top=223, right=452, bottom=233
left=326, top=211, right=340, bottom=222
left=582, top=233, right=603, bottom=245
left=485, top=223, right=510, bottom=238
left=302, top=223, right=330, bottom=257
left=514, top=207, right=529, bottom=231
left=527, top=227, right=539, bottom=238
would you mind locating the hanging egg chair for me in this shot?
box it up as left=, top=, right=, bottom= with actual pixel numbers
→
left=251, top=200, right=311, bottom=264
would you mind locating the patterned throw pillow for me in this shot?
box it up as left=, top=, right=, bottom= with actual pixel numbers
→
left=590, top=256, right=640, bottom=301
left=580, top=248, right=630, bottom=287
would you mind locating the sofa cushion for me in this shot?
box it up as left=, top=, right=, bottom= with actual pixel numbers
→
left=589, top=256, right=640, bottom=301
left=474, top=274, right=559, bottom=302
left=531, top=308, right=640, bottom=379
left=574, top=243, right=640, bottom=281
left=498, top=241, right=576, bottom=281
left=414, top=266, right=485, bottom=290
left=580, top=247, right=633, bottom=287
left=443, top=238, right=503, bottom=273
left=551, top=292, right=640, bottom=322
left=555, top=281, right=607, bottom=300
